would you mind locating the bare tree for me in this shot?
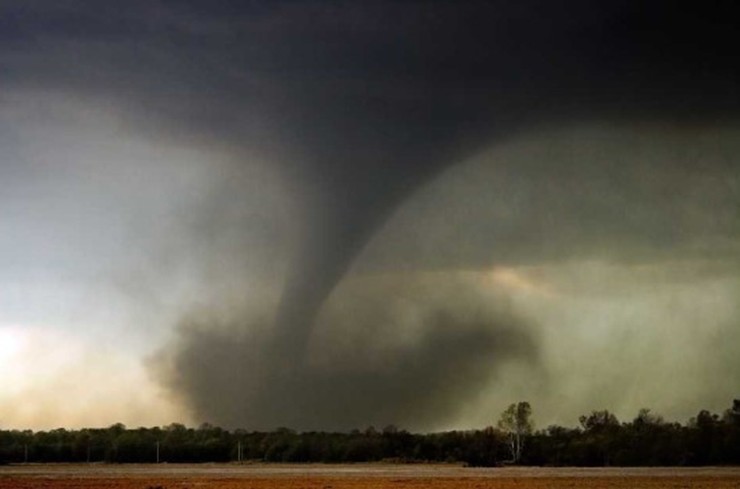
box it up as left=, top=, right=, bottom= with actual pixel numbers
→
left=497, top=402, right=534, bottom=463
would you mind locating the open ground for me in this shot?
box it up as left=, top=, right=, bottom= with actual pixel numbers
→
left=2, top=464, right=740, bottom=488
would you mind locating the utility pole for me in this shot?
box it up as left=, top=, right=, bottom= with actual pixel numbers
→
left=156, top=441, right=160, bottom=463
left=23, top=444, right=28, bottom=463
left=237, top=441, right=242, bottom=463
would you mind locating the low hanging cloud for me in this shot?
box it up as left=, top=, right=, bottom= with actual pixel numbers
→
left=150, top=122, right=740, bottom=431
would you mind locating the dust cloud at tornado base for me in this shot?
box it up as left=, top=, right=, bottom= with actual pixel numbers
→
left=153, top=275, right=538, bottom=432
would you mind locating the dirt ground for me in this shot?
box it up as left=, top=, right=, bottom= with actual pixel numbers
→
left=2, top=464, right=740, bottom=488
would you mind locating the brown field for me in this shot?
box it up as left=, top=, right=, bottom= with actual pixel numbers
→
left=2, top=464, right=740, bottom=489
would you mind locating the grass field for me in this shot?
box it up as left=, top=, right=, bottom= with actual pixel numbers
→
left=2, top=464, right=740, bottom=488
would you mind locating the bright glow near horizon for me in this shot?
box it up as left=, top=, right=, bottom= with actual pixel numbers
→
left=0, top=324, right=189, bottom=430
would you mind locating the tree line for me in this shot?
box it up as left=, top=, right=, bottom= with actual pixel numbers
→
left=1, top=400, right=738, bottom=466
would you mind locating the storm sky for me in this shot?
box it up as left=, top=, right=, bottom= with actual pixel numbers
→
left=1, top=1, right=739, bottom=431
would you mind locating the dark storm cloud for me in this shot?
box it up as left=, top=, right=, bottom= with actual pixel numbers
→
left=3, top=1, right=739, bottom=429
